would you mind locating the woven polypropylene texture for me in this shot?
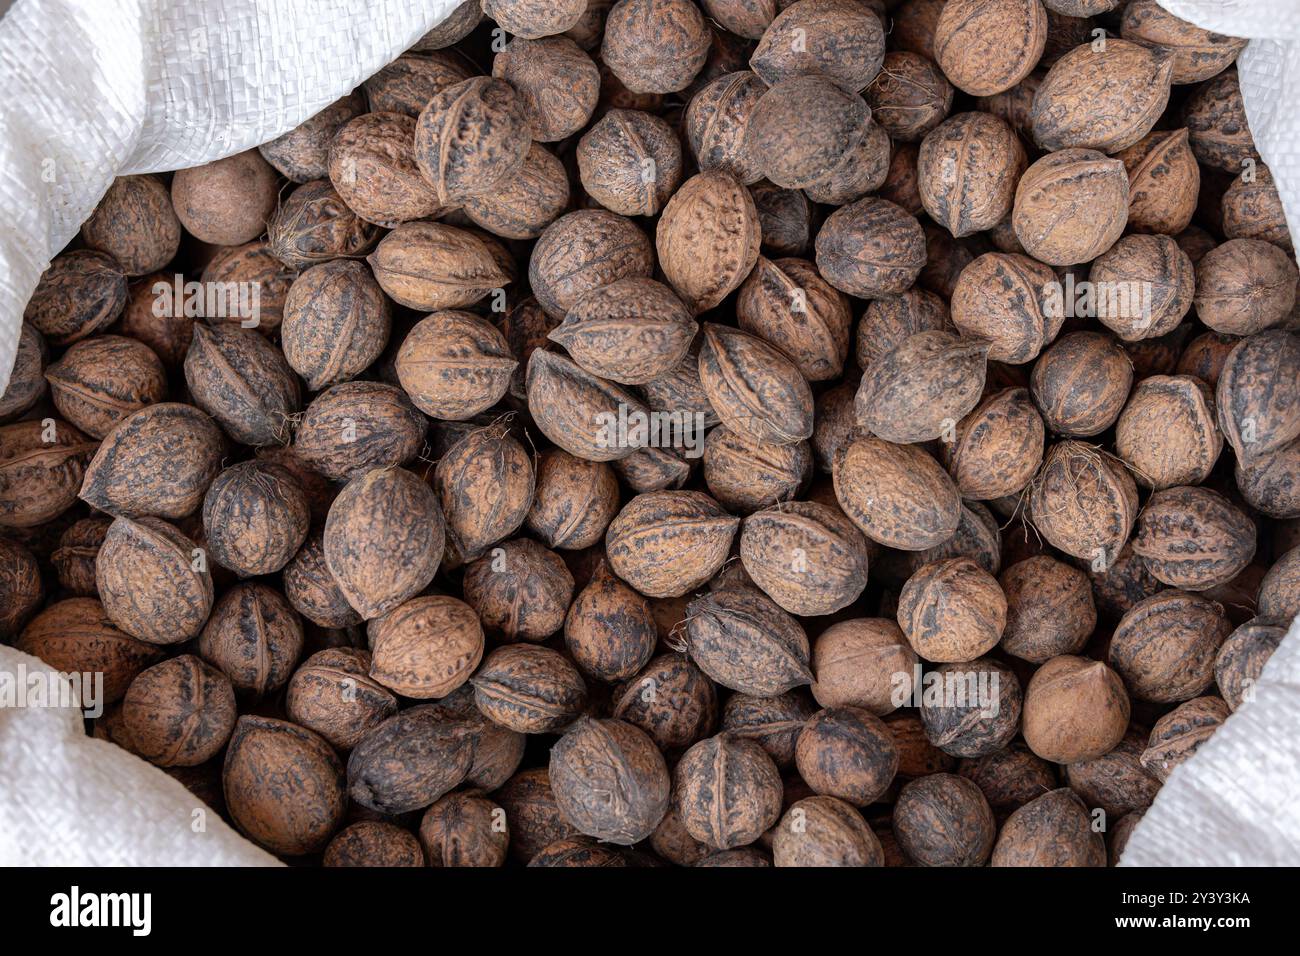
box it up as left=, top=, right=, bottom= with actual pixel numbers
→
left=0, top=0, right=455, bottom=392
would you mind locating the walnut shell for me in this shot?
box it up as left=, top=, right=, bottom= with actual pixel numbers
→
left=285, top=647, right=397, bottom=750
left=1109, top=589, right=1231, bottom=702
left=1181, top=70, right=1259, bottom=172
left=45, top=334, right=166, bottom=440
left=650, top=805, right=711, bottom=866
left=346, top=706, right=478, bottom=813
left=202, top=460, right=310, bottom=577
left=1194, top=238, right=1298, bottom=336
left=471, top=643, right=588, bottom=733
left=683, top=586, right=812, bottom=696
left=80, top=403, right=223, bottom=519
left=810, top=618, right=916, bottom=714
left=739, top=500, right=868, bottom=616
left=528, top=836, right=634, bottom=867
left=292, top=382, right=425, bottom=481
left=1222, top=165, right=1291, bottom=251
left=1139, top=695, right=1229, bottom=782
left=564, top=560, right=657, bottom=682
left=892, top=0, right=946, bottom=59
left=496, top=769, right=579, bottom=863
left=0, top=420, right=94, bottom=531
left=1121, top=0, right=1247, bottom=85
left=1022, top=655, right=1130, bottom=764
left=810, top=383, right=857, bottom=476
left=493, top=36, right=599, bottom=142
left=49, top=516, right=107, bottom=597
left=656, top=171, right=761, bottom=315
left=1132, top=485, right=1256, bottom=591
left=185, top=323, right=301, bottom=446
left=919, top=657, right=1022, bottom=758
left=934, top=0, right=1046, bottom=97
left=833, top=434, right=961, bottom=550
left=1088, top=234, right=1195, bottom=342
left=1012, top=149, right=1129, bottom=266
left=747, top=75, right=882, bottom=198
left=1114, top=129, right=1200, bottom=236
left=199, top=242, right=295, bottom=335
left=736, top=258, right=850, bottom=383
left=525, top=450, right=620, bottom=550
left=1029, top=441, right=1138, bottom=568
left=1030, top=331, right=1134, bottom=437
left=607, top=490, right=739, bottom=597
left=675, top=733, right=783, bottom=849
left=864, top=51, right=953, bottom=143
left=893, top=773, right=996, bottom=866
left=122, top=655, right=237, bottom=767
left=413, top=76, right=531, bottom=205
left=23, top=250, right=127, bottom=345
left=720, top=690, right=812, bottom=769
left=897, top=557, right=1007, bottom=663
left=484, top=0, right=587, bottom=38
left=171, top=151, right=278, bottom=246
left=750, top=180, right=812, bottom=257
left=324, top=467, right=445, bottom=620
left=1031, top=40, right=1174, bottom=153
left=96, top=516, right=213, bottom=644
left=324, top=114, right=442, bottom=227
left=81, top=175, right=181, bottom=276
left=1065, top=729, right=1160, bottom=817
left=550, top=717, right=671, bottom=844
left=958, top=743, right=1058, bottom=811
left=368, top=221, right=514, bottom=312
left=420, top=791, right=509, bottom=868
left=529, top=209, right=654, bottom=320
left=526, top=349, right=651, bottom=462
left=463, top=537, right=574, bottom=640
left=199, top=582, right=303, bottom=696
left=433, top=426, right=534, bottom=558
left=601, top=0, right=711, bottom=94
left=990, top=788, right=1105, bottom=866
left=772, top=795, right=882, bottom=867
left=949, top=252, right=1060, bottom=364
left=1214, top=619, right=1283, bottom=712
left=365, top=51, right=476, bottom=118
left=396, top=310, right=516, bottom=421
left=750, top=0, right=884, bottom=92
left=1258, top=546, right=1300, bottom=626
left=856, top=287, right=950, bottom=369
left=1177, top=331, right=1237, bottom=388
left=260, top=93, right=368, bottom=181
left=281, top=260, right=391, bottom=390
left=698, top=323, right=813, bottom=444
left=683, top=71, right=765, bottom=186
left=222, top=716, right=347, bottom=855
left=613, top=653, right=720, bottom=752
left=16, top=598, right=166, bottom=703
left=549, top=277, right=696, bottom=386
left=878, top=141, right=925, bottom=216
left=324, top=821, right=424, bottom=868
left=939, top=387, right=1044, bottom=501
left=918, top=112, right=1025, bottom=239
left=266, top=181, right=378, bottom=273
left=368, top=595, right=483, bottom=699
left=1216, top=329, right=1300, bottom=465
left=999, top=555, right=1095, bottom=662
left=578, top=108, right=684, bottom=217
left=0, top=322, right=47, bottom=422
left=856, top=331, right=989, bottom=444
left=795, top=705, right=898, bottom=806
left=462, top=142, right=570, bottom=241
left=283, top=531, right=363, bottom=629
left=815, top=197, right=927, bottom=298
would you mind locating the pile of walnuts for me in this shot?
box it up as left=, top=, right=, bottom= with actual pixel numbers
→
left=2, top=0, right=1298, bottom=868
